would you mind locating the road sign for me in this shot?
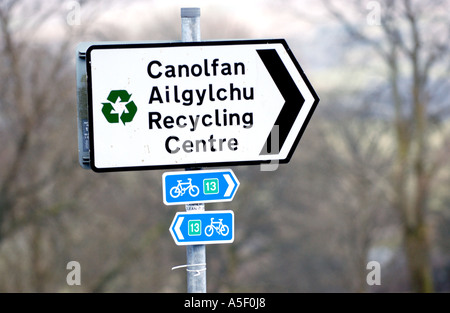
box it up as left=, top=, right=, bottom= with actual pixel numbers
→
left=169, top=210, right=234, bottom=245
left=86, top=39, right=319, bottom=172
left=163, top=169, right=239, bottom=205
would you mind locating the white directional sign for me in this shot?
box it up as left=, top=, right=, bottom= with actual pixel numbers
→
left=86, top=39, right=319, bottom=172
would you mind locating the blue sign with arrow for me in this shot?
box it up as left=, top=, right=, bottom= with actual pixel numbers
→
left=169, top=210, right=234, bottom=246
left=163, top=169, right=239, bottom=205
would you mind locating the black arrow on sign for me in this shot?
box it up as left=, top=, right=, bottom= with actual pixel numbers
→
left=257, top=49, right=305, bottom=155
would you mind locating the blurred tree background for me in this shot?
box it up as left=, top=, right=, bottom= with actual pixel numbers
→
left=0, top=0, right=448, bottom=292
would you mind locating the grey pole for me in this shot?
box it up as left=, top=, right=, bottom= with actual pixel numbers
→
left=181, top=7, right=201, bottom=42
left=181, top=7, right=206, bottom=293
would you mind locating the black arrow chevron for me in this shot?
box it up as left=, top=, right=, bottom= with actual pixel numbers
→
left=257, top=49, right=305, bottom=155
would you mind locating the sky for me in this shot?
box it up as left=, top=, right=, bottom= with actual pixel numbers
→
left=90, top=0, right=322, bottom=42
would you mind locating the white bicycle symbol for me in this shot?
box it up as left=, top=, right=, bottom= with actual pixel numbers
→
left=170, top=178, right=200, bottom=198
left=205, top=218, right=229, bottom=237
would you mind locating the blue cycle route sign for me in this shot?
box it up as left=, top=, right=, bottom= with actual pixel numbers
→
left=162, top=169, right=239, bottom=205
left=169, top=210, right=234, bottom=245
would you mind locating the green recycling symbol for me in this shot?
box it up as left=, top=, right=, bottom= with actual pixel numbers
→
left=101, top=90, right=137, bottom=125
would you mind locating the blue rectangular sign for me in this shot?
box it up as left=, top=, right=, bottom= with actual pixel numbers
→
left=169, top=211, right=234, bottom=245
left=163, top=169, right=239, bottom=205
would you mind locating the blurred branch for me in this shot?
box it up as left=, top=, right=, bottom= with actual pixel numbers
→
left=320, top=0, right=387, bottom=58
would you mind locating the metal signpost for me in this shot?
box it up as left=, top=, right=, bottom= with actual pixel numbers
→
left=76, top=7, right=319, bottom=294
left=180, top=8, right=206, bottom=294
